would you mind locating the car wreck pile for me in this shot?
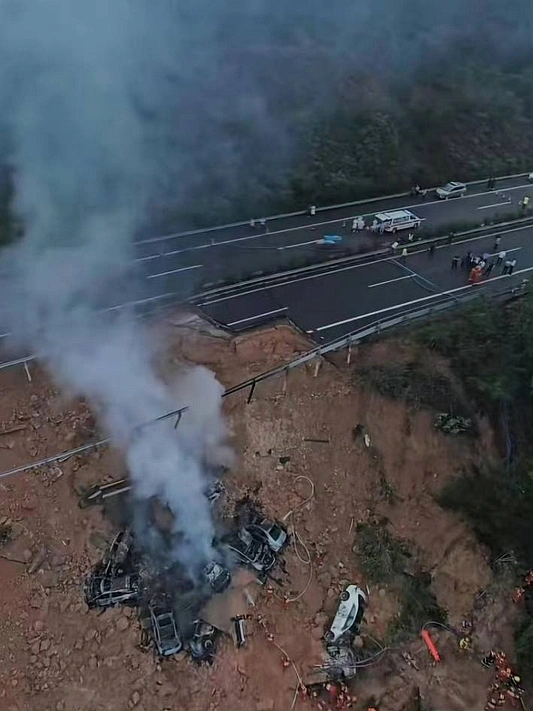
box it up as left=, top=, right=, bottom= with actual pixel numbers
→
left=82, top=480, right=289, bottom=662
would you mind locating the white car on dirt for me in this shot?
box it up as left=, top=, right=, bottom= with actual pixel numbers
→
left=324, top=585, right=368, bottom=644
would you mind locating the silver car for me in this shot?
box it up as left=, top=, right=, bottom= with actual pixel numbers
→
left=435, top=181, right=466, bottom=199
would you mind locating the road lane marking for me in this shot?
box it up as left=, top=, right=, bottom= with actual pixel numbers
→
left=278, top=239, right=321, bottom=250
left=313, top=266, right=533, bottom=333
left=138, top=183, right=532, bottom=257
left=227, top=307, right=288, bottom=327
left=199, top=226, right=532, bottom=306
left=478, top=201, right=512, bottom=210
left=368, top=274, right=415, bottom=288
left=146, top=264, right=203, bottom=280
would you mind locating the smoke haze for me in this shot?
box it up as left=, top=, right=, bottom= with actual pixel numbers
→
left=0, top=0, right=531, bottom=570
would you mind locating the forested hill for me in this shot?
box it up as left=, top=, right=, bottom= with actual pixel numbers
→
left=1, top=0, right=533, bottom=235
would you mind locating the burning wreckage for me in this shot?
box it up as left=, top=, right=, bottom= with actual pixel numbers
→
left=82, top=479, right=288, bottom=662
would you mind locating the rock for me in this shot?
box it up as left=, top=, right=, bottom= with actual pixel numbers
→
left=39, top=639, right=50, bottom=652
left=28, top=546, right=48, bottom=574
left=30, top=655, right=38, bottom=664
left=352, top=635, right=364, bottom=649
left=378, top=588, right=387, bottom=598
left=338, top=561, right=345, bottom=569
left=116, top=617, right=129, bottom=632
left=123, top=607, right=133, bottom=618
left=327, top=587, right=336, bottom=598
left=22, top=549, right=33, bottom=562
left=34, top=620, right=45, bottom=633
left=131, top=691, right=141, bottom=707
left=30, top=642, right=41, bottom=655
left=84, top=628, right=97, bottom=642
left=88, top=656, right=98, bottom=670
left=39, top=570, right=58, bottom=588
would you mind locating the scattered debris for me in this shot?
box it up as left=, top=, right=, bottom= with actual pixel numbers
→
left=434, top=413, right=472, bottom=434
left=421, top=628, right=441, bottom=663
left=233, top=615, right=247, bottom=648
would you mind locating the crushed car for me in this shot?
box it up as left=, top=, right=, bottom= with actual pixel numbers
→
left=324, top=585, right=367, bottom=644
left=248, top=518, right=288, bottom=553
left=203, top=560, right=231, bottom=593
left=188, top=619, right=218, bottom=663
left=84, top=572, right=141, bottom=609
left=225, top=526, right=276, bottom=573
left=149, top=601, right=183, bottom=657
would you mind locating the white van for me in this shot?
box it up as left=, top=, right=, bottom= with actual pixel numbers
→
left=374, top=209, right=422, bottom=233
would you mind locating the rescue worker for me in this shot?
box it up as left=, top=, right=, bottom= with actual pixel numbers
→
left=496, top=250, right=506, bottom=266
left=309, top=205, right=317, bottom=217
left=459, top=636, right=471, bottom=651
left=401, top=247, right=408, bottom=261
left=521, top=195, right=530, bottom=211
left=352, top=218, right=358, bottom=233
left=493, top=235, right=501, bottom=250
left=451, top=255, right=460, bottom=270
left=249, top=218, right=256, bottom=228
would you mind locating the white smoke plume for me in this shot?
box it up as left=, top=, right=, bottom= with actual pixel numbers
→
left=0, top=0, right=231, bottom=573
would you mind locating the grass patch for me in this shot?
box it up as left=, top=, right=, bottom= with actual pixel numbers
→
left=354, top=522, right=410, bottom=584
left=388, top=572, right=447, bottom=643
left=356, top=362, right=461, bottom=413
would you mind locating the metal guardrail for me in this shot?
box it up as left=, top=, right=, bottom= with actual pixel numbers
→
left=137, top=171, right=530, bottom=245
left=0, top=280, right=524, bottom=481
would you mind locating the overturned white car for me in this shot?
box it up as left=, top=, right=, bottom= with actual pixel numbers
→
left=324, top=585, right=368, bottom=644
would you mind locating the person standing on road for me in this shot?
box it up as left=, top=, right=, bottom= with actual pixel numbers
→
left=401, top=247, right=408, bottom=261
left=493, top=235, right=501, bottom=250
left=259, top=218, right=268, bottom=232
left=482, top=252, right=491, bottom=262
left=428, top=243, right=435, bottom=257
left=502, top=259, right=512, bottom=275
left=408, top=232, right=414, bottom=243
left=461, top=251, right=472, bottom=269
left=451, top=255, right=460, bottom=270
left=497, top=250, right=506, bottom=266
left=484, top=261, right=495, bottom=276
left=509, top=258, right=517, bottom=275
left=357, top=216, right=365, bottom=230
left=352, top=218, right=358, bottom=233
left=309, top=205, right=317, bottom=217
left=249, top=218, right=256, bottom=228
left=391, top=240, right=399, bottom=254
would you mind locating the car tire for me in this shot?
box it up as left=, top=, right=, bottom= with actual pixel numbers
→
left=324, top=630, right=334, bottom=643
left=340, top=591, right=350, bottom=602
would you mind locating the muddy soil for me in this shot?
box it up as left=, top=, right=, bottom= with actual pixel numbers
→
left=0, top=314, right=522, bottom=711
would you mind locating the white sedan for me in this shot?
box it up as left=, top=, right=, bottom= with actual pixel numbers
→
left=324, top=585, right=368, bottom=644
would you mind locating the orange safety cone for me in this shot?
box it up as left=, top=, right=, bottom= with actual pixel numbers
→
left=421, top=629, right=441, bottom=662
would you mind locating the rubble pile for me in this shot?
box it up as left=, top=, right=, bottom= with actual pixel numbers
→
left=82, top=480, right=289, bottom=663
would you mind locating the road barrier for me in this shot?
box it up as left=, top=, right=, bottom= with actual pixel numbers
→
left=137, top=171, right=531, bottom=245
left=0, top=279, right=525, bottom=481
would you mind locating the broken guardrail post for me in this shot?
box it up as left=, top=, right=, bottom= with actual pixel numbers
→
left=247, top=380, right=257, bottom=404
left=23, top=361, right=32, bottom=383
left=313, top=356, right=322, bottom=378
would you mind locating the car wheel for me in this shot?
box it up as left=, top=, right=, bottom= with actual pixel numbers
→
left=324, top=630, right=334, bottom=643
left=204, top=639, right=213, bottom=650
left=340, top=591, right=350, bottom=602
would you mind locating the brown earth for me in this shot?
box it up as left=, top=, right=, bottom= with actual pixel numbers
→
left=0, top=313, right=524, bottom=711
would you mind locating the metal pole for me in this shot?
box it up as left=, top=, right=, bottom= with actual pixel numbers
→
left=313, top=357, right=321, bottom=378
left=23, top=362, right=32, bottom=382
left=246, top=380, right=256, bottom=404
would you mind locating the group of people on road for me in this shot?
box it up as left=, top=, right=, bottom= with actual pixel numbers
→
left=460, top=239, right=517, bottom=284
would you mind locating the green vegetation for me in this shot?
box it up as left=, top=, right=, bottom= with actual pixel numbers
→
left=356, top=362, right=462, bottom=413
left=354, top=522, right=409, bottom=583
left=417, top=294, right=533, bottom=679
left=354, top=523, right=446, bottom=641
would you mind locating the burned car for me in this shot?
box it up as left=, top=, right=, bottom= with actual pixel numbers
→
left=102, top=528, right=135, bottom=576
left=188, top=619, right=217, bottom=663
left=149, top=602, right=183, bottom=657
left=248, top=519, right=288, bottom=553
left=84, top=572, right=140, bottom=609
left=226, top=527, right=276, bottom=573
left=203, top=560, right=231, bottom=593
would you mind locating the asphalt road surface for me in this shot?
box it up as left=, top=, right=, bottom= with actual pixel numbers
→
left=199, top=224, right=533, bottom=341
left=133, top=175, right=533, bottom=298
